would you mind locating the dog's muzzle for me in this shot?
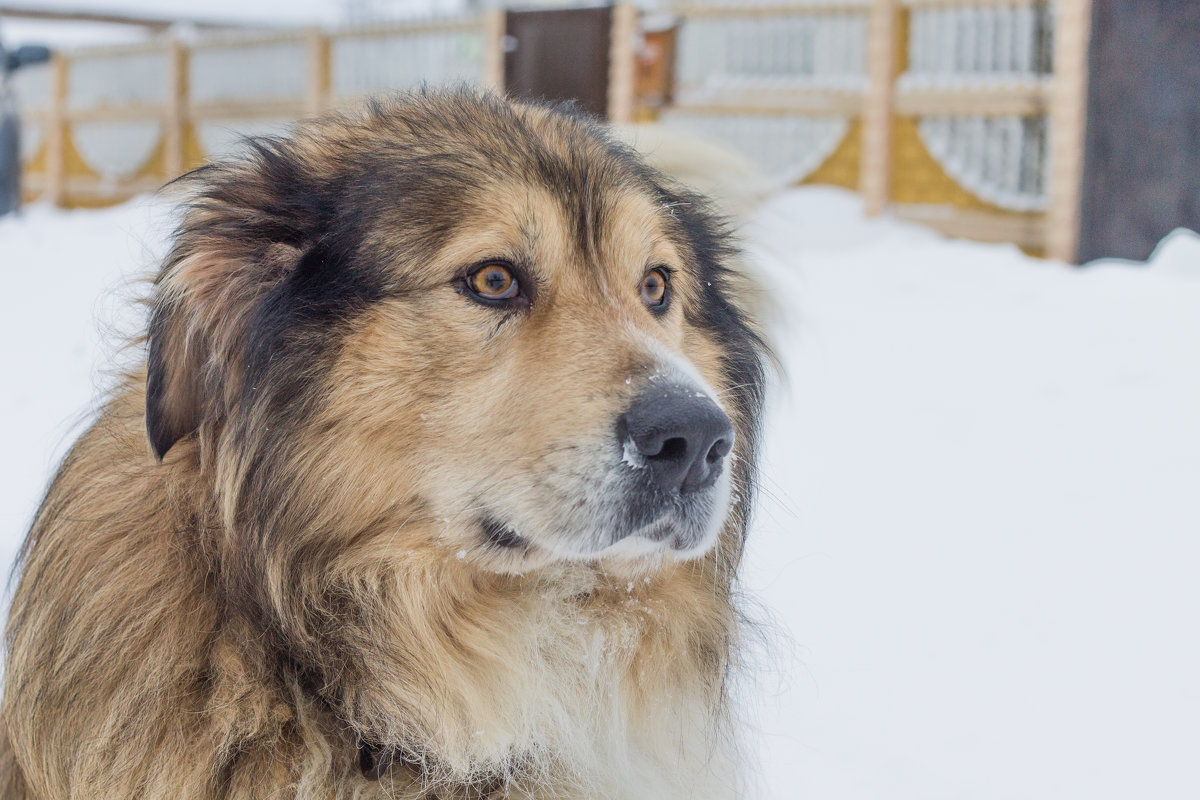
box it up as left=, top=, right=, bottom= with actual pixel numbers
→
left=618, top=385, right=734, bottom=494
left=609, top=382, right=735, bottom=554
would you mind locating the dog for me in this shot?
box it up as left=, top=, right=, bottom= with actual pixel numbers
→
left=0, top=89, right=766, bottom=799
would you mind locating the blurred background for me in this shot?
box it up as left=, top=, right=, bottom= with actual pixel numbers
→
left=2, top=0, right=1197, bottom=261
left=2, top=2, right=1199, bottom=799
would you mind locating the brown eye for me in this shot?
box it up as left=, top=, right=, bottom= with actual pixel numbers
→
left=641, top=268, right=669, bottom=311
left=467, top=263, right=518, bottom=301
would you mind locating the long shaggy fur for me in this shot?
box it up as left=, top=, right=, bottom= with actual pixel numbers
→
left=1, top=89, right=767, bottom=799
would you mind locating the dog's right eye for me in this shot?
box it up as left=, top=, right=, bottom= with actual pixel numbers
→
left=464, top=262, right=520, bottom=305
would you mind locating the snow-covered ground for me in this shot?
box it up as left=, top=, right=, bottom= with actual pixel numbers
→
left=2, top=188, right=1198, bottom=799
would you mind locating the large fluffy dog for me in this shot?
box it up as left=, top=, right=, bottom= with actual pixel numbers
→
left=0, top=90, right=766, bottom=799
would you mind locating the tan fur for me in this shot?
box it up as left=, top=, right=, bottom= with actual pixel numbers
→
left=2, top=91, right=764, bottom=799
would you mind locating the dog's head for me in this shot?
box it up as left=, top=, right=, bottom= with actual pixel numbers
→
left=147, top=91, right=765, bottom=580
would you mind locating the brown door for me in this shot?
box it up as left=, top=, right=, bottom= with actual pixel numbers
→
left=504, top=6, right=612, bottom=119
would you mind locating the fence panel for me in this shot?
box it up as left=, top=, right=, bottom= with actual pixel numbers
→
left=899, top=1, right=1053, bottom=213
left=902, top=2, right=1053, bottom=88
left=10, top=62, right=52, bottom=163
left=333, top=20, right=489, bottom=97
left=662, top=0, right=1063, bottom=249
left=16, top=14, right=497, bottom=208
left=187, top=33, right=311, bottom=163
left=665, top=2, right=870, bottom=187
left=190, top=35, right=310, bottom=106
left=660, top=110, right=853, bottom=184
left=64, top=45, right=172, bottom=183
left=675, top=9, right=869, bottom=99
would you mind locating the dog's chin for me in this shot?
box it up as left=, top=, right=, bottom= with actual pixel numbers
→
left=476, top=502, right=730, bottom=578
left=472, top=528, right=717, bottom=576
left=465, top=466, right=734, bottom=575
left=592, top=514, right=723, bottom=562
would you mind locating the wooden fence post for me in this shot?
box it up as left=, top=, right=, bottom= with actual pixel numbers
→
left=165, top=39, right=189, bottom=179
left=45, top=52, right=68, bottom=207
left=1046, top=0, right=1093, bottom=263
left=306, top=28, right=332, bottom=116
left=607, top=2, right=638, bottom=123
left=482, top=8, right=506, bottom=94
left=861, top=0, right=899, bottom=217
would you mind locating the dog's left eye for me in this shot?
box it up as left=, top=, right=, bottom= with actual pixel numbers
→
left=641, top=268, right=670, bottom=312
left=465, top=262, right=519, bottom=304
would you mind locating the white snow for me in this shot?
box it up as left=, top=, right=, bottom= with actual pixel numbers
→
left=741, top=188, right=1200, bottom=800
left=2, top=187, right=1198, bottom=799
left=0, top=199, right=170, bottom=573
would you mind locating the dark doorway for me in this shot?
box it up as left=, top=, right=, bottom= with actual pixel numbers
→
left=504, top=6, right=613, bottom=118
left=1078, top=0, right=1200, bottom=262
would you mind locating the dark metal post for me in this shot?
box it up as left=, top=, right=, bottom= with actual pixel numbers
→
left=1, top=42, right=52, bottom=216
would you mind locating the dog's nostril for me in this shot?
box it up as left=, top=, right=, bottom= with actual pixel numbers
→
left=705, top=438, right=730, bottom=465
left=653, top=437, right=688, bottom=462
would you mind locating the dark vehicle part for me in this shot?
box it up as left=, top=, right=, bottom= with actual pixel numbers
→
left=1, top=41, right=52, bottom=216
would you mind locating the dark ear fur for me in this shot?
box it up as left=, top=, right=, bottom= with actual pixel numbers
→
left=144, top=240, right=309, bottom=461
left=145, top=298, right=204, bottom=460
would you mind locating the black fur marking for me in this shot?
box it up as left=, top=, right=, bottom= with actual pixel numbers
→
left=359, top=741, right=394, bottom=781
left=145, top=301, right=187, bottom=460
left=482, top=517, right=527, bottom=551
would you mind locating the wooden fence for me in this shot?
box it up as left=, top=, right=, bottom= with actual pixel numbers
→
left=663, top=0, right=1092, bottom=261
left=16, top=12, right=507, bottom=208
left=14, top=0, right=1092, bottom=261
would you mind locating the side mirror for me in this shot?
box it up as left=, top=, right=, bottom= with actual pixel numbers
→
left=7, top=45, right=52, bottom=72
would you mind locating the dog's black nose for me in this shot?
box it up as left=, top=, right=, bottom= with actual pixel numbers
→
left=619, top=386, right=734, bottom=493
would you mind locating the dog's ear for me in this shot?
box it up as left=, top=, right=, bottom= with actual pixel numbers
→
left=145, top=242, right=305, bottom=460
left=146, top=296, right=203, bottom=460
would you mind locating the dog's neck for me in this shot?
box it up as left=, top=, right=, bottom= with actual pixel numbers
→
left=272, top=556, right=737, bottom=797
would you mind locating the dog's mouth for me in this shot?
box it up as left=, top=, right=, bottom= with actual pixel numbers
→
left=465, top=376, right=736, bottom=568
left=472, top=469, right=731, bottom=567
